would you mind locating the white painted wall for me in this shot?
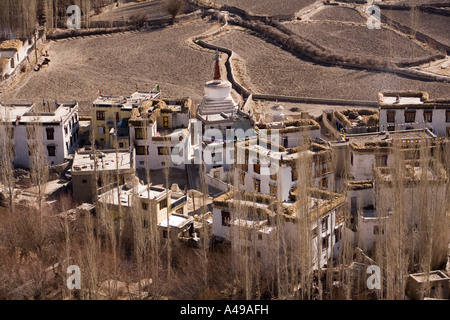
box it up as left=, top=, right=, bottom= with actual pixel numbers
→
left=380, top=108, right=450, bottom=137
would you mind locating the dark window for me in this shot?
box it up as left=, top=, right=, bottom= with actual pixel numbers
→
left=446, top=110, right=450, bottom=123
left=47, top=145, right=56, bottom=157
left=283, top=137, right=288, bottom=148
left=119, top=142, right=124, bottom=148
left=269, top=184, right=277, bottom=196
left=376, top=154, right=388, bottom=166
left=322, top=217, right=328, bottom=233
left=405, top=110, right=416, bottom=123
left=253, top=161, right=261, bottom=174
left=135, top=128, right=146, bottom=140
left=158, top=147, right=169, bottom=155
left=254, top=178, right=260, bottom=192
left=373, top=226, right=384, bottom=235
left=322, top=236, right=329, bottom=251
left=142, top=202, right=149, bottom=210
left=46, top=128, right=54, bottom=140
left=291, top=168, right=298, bottom=181
left=387, top=110, right=395, bottom=123
left=222, top=211, right=230, bottom=227
left=321, top=177, right=328, bottom=188
left=335, top=227, right=341, bottom=242
left=82, top=179, right=87, bottom=183
left=159, top=199, right=168, bottom=210
left=423, top=110, right=432, bottom=122
left=163, top=230, right=168, bottom=238
left=96, top=111, right=105, bottom=121
left=136, top=146, right=148, bottom=155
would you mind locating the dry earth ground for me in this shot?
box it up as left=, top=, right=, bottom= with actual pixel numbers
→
left=209, top=0, right=318, bottom=16
left=208, top=28, right=450, bottom=101
left=381, top=9, right=450, bottom=48
left=0, top=19, right=222, bottom=114
left=309, top=5, right=366, bottom=23
left=283, top=21, right=434, bottom=61
left=90, top=0, right=190, bottom=23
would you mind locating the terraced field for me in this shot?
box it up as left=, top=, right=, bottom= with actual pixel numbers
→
left=209, top=0, right=318, bottom=16
left=283, top=21, right=434, bottom=61
left=0, top=20, right=218, bottom=113
left=90, top=0, right=189, bottom=23
left=309, top=5, right=366, bottom=23
left=382, top=9, right=450, bottom=48
left=208, top=28, right=450, bottom=100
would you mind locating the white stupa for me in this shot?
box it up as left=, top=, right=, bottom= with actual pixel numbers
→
left=197, top=50, right=237, bottom=117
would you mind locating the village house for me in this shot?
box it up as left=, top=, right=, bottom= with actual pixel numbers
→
left=71, top=148, right=135, bottom=203
left=378, top=91, right=450, bottom=138
left=331, top=128, right=439, bottom=182
left=97, top=180, right=191, bottom=243
left=345, top=160, right=447, bottom=254
left=406, top=270, right=450, bottom=300
left=234, top=137, right=334, bottom=201
left=0, top=39, right=30, bottom=79
left=91, top=89, right=161, bottom=149
left=129, top=97, right=193, bottom=170
left=328, top=109, right=380, bottom=135
left=212, top=188, right=346, bottom=269
left=253, top=118, right=322, bottom=149
left=0, top=101, right=79, bottom=168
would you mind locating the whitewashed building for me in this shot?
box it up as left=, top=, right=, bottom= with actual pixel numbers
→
left=378, top=91, right=450, bottom=138
left=0, top=39, right=30, bottom=79
left=212, top=189, right=346, bottom=269
left=129, top=98, right=193, bottom=170
left=235, top=137, right=334, bottom=201
left=98, top=181, right=191, bottom=242
left=0, top=102, right=79, bottom=168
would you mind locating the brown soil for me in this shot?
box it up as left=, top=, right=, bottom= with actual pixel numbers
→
left=91, top=0, right=191, bottom=23
left=310, top=5, right=366, bottom=23
left=0, top=20, right=219, bottom=114
left=208, top=28, right=450, bottom=100
left=382, top=9, right=450, bottom=48
left=284, top=21, right=434, bottom=60
left=209, top=0, right=318, bottom=16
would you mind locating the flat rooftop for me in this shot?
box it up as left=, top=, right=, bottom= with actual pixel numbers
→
left=158, top=213, right=193, bottom=229
left=98, top=183, right=168, bottom=207
left=332, top=129, right=437, bottom=149
left=0, top=104, right=33, bottom=121
left=378, top=91, right=427, bottom=106
left=72, top=149, right=133, bottom=173
left=409, top=270, right=450, bottom=283
left=236, top=138, right=328, bottom=164
left=93, top=90, right=161, bottom=110
left=374, top=164, right=446, bottom=183
left=383, top=96, right=423, bottom=105
left=0, top=103, right=77, bottom=123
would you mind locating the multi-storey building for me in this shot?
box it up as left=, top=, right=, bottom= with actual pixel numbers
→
left=378, top=91, right=450, bottom=138
left=0, top=102, right=79, bottom=168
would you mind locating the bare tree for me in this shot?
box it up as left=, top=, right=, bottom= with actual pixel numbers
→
left=166, top=0, right=185, bottom=25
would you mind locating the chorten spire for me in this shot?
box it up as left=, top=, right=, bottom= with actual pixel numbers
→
left=213, top=50, right=221, bottom=81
